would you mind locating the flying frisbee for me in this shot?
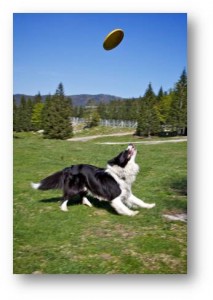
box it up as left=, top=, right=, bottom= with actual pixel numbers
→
left=103, top=29, right=124, bottom=50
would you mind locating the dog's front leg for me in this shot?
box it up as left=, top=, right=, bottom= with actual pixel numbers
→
left=111, top=196, right=139, bottom=216
left=128, top=194, right=156, bottom=209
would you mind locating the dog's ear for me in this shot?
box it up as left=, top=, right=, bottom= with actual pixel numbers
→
left=108, top=150, right=129, bottom=168
left=107, top=156, right=117, bottom=166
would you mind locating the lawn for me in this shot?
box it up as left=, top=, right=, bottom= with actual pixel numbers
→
left=13, top=132, right=187, bottom=274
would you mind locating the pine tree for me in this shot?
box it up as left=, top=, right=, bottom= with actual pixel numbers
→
left=83, top=101, right=100, bottom=128
left=33, top=92, right=42, bottom=104
left=31, top=102, right=44, bottom=131
left=97, top=102, right=107, bottom=119
left=42, top=83, right=73, bottom=139
left=156, top=86, right=164, bottom=102
left=13, top=97, right=21, bottom=132
left=55, top=83, right=64, bottom=97
left=78, top=106, right=85, bottom=118
left=41, top=94, right=52, bottom=131
left=26, top=97, right=33, bottom=130
left=18, top=96, right=32, bottom=131
left=136, top=83, right=159, bottom=137
left=169, top=70, right=187, bottom=135
left=158, top=92, right=173, bottom=124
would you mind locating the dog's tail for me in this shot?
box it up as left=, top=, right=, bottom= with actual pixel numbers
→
left=31, top=170, right=64, bottom=191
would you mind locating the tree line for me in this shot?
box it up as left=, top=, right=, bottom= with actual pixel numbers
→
left=13, top=69, right=187, bottom=139
left=13, top=83, right=73, bottom=139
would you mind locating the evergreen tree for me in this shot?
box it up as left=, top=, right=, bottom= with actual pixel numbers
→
left=78, top=106, right=85, bottom=118
left=156, top=86, right=164, bottom=102
left=136, top=83, right=159, bottom=137
left=26, top=97, right=34, bottom=130
left=18, top=96, right=26, bottom=130
left=42, top=83, right=73, bottom=139
left=67, top=96, right=73, bottom=117
left=83, top=101, right=100, bottom=128
left=33, top=92, right=42, bottom=104
left=156, top=91, right=173, bottom=125
left=13, top=97, right=21, bottom=132
left=169, top=70, right=187, bottom=135
left=72, top=105, right=84, bottom=118
left=31, top=102, right=44, bottom=131
left=17, top=96, right=32, bottom=131
left=89, top=110, right=100, bottom=127
left=55, top=83, right=64, bottom=97
left=41, top=94, right=52, bottom=130
left=97, top=102, right=107, bottom=119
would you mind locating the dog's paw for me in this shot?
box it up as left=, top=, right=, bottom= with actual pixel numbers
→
left=60, top=200, right=69, bottom=212
left=131, top=210, right=139, bottom=216
left=60, top=206, right=69, bottom=212
left=147, top=203, right=156, bottom=209
left=82, top=197, right=93, bottom=207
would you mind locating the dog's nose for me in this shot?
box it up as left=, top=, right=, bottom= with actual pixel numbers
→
left=128, top=143, right=135, bottom=149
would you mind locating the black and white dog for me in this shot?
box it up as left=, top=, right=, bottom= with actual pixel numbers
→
left=31, top=144, right=155, bottom=216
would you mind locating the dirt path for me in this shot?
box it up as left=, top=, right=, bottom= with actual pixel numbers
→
left=67, top=132, right=187, bottom=145
left=96, top=138, right=187, bottom=145
left=67, top=132, right=134, bottom=142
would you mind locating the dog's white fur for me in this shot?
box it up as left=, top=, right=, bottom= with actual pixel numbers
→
left=106, top=145, right=155, bottom=216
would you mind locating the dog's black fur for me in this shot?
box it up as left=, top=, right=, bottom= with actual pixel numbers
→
left=37, top=164, right=121, bottom=202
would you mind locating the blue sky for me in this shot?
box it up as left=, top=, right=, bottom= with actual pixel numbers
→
left=13, top=13, right=187, bottom=98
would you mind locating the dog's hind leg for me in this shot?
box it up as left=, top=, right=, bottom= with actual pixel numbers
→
left=60, top=199, right=69, bottom=212
left=60, top=188, right=92, bottom=211
left=60, top=191, right=77, bottom=212
left=78, top=190, right=93, bottom=207
left=111, top=196, right=139, bottom=216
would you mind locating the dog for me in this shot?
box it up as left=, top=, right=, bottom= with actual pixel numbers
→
left=31, top=144, right=155, bottom=216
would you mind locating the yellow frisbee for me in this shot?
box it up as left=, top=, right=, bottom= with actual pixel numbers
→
left=103, top=29, right=124, bottom=50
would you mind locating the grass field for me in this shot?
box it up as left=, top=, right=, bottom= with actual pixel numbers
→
left=13, top=131, right=187, bottom=274
left=73, top=124, right=135, bottom=136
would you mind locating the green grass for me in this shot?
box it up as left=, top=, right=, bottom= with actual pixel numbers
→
left=73, top=124, right=134, bottom=137
left=13, top=132, right=187, bottom=274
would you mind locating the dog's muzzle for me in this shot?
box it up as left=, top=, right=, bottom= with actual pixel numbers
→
left=127, top=144, right=136, bottom=157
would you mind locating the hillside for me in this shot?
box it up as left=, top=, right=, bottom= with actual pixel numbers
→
left=13, top=93, right=124, bottom=107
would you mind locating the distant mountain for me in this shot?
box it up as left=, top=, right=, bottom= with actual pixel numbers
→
left=70, top=94, right=124, bottom=106
left=13, top=93, right=124, bottom=106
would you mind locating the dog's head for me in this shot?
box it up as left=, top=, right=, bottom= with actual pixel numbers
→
left=107, top=144, right=137, bottom=168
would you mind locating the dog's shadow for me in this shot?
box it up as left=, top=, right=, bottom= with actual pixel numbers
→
left=39, top=196, right=116, bottom=215
left=39, top=197, right=61, bottom=204
left=88, top=197, right=117, bottom=215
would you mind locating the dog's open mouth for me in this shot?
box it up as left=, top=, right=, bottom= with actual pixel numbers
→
left=127, top=144, right=136, bottom=158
